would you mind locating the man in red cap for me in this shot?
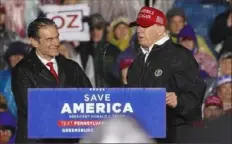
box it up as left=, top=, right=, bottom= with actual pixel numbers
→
left=127, top=6, right=206, bottom=143
left=203, top=96, right=224, bottom=120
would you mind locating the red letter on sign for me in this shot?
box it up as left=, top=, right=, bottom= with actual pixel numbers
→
left=67, top=15, right=79, bottom=28
left=51, top=16, right=65, bottom=29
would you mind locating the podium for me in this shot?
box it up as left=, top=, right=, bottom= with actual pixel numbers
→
left=28, top=88, right=166, bottom=138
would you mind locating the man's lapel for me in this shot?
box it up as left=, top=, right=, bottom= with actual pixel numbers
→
left=28, top=49, right=59, bottom=86
left=56, top=55, right=66, bottom=87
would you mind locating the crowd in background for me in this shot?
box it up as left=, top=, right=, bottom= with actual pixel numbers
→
left=0, top=0, right=231, bottom=143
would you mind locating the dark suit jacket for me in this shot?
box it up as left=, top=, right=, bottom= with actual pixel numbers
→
left=127, top=40, right=206, bottom=143
left=11, top=49, right=92, bottom=143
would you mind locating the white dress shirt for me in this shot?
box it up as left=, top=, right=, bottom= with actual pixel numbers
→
left=36, top=51, right=58, bottom=74
left=141, top=35, right=170, bottom=62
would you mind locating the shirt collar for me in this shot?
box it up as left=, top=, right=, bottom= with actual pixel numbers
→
left=36, top=51, right=57, bottom=66
left=140, top=35, right=169, bottom=54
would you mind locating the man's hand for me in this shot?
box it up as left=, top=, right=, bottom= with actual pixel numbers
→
left=166, top=92, right=178, bottom=108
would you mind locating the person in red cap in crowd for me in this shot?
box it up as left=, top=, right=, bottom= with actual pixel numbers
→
left=127, top=6, right=206, bottom=143
left=187, top=95, right=231, bottom=143
left=119, top=58, right=134, bottom=86
left=192, top=96, right=223, bottom=128
left=216, top=75, right=232, bottom=111
left=203, top=96, right=224, bottom=120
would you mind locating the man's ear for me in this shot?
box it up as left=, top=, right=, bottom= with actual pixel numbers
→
left=156, top=25, right=165, bottom=36
left=29, top=37, right=39, bottom=48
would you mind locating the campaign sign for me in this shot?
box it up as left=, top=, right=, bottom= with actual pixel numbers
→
left=40, top=4, right=90, bottom=41
left=28, top=88, right=166, bottom=139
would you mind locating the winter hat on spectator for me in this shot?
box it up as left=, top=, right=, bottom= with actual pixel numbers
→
left=178, top=25, right=197, bottom=43
left=166, top=7, right=186, bottom=22
left=88, top=13, right=106, bottom=29
left=120, top=58, right=134, bottom=70
left=0, top=111, right=16, bottom=143
left=216, top=75, right=232, bottom=87
left=178, top=25, right=198, bottom=53
left=0, top=111, right=16, bottom=129
left=205, top=96, right=223, bottom=109
left=111, top=17, right=130, bottom=31
left=129, top=6, right=167, bottom=27
left=219, top=52, right=232, bottom=60
left=4, top=41, right=29, bottom=62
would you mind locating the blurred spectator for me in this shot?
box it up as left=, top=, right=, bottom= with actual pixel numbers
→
left=119, top=58, right=134, bottom=86
left=24, top=0, right=40, bottom=30
left=0, top=111, right=16, bottom=143
left=59, top=42, right=84, bottom=66
left=76, top=14, right=121, bottom=87
left=173, top=0, right=228, bottom=46
left=113, top=33, right=141, bottom=79
left=0, top=3, right=19, bottom=70
left=166, top=8, right=186, bottom=40
left=4, top=41, right=29, bottom=68
left=108, top=17, right=132, bottom=52
left=178, top=25, right=217, bottom=78
left=0, top=41, right=29, bottom=118
left=218, top=52, right=232, bottom=76
left=188, top=107, right=232, bottom=144
left=204, top=52, right=232, bottom=98
left=203, top=95, right=224, bottom=120
left=79, top=117, right=155, bottom=143
left=166, top=8, right=216, bottom=59
left=210, top=0, right=232, bottom=46
left=4, top=0, right=26, bottom=38
left=210, top=0, right=232, bottom=56
left=216, top=75, right=232, bottom=111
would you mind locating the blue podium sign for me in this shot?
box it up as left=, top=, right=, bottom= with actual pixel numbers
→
left=28, top=88, right=166, bottom=139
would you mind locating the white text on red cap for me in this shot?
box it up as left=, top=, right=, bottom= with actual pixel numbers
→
left=140, top=9, right=154, bottom=15
left=138, top=14, right=151, bottom=19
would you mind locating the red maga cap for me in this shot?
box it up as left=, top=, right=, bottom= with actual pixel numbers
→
left=129, top=6, right=167, bottom=27
left=205, top=96, right=223, bottom=109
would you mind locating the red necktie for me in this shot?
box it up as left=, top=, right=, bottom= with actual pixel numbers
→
left=46, top=62, right=59, bottom=83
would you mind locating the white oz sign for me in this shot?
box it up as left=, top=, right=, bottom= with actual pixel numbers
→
left=46, top=11, right=83, bottom=32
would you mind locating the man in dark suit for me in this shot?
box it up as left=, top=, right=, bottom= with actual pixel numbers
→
left=11, top=18, right=92, bottom=143
left=127, top=6, right=206, bottom=143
